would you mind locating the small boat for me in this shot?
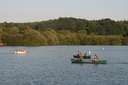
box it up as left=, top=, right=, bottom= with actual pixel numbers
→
left=14, top=49, right=28, bottom=54
left=71, top=58, right=107, bottom=64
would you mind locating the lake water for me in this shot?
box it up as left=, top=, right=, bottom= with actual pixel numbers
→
left=0, top=46, right=128, bottom=85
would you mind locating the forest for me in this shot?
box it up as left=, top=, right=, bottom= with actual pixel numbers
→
left=0, top=17, right=128, bottom=46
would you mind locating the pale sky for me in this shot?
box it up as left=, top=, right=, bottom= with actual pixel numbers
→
left=0, top=0, right=128, bottom=22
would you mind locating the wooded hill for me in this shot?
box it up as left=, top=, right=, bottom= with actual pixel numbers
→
left=0, top=17, right=128, bottom=45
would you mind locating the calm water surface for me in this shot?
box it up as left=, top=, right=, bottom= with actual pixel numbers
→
left=0, top=46, right=128, bottom=85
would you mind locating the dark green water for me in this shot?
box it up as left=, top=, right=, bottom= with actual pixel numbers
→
left=0, top=46, right=128, bottom=85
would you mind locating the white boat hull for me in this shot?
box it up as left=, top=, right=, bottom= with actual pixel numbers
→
left=14, top=51, right=27, bottom=54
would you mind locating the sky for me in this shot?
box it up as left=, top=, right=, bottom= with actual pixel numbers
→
left=0, top=0, right=128, bottom=22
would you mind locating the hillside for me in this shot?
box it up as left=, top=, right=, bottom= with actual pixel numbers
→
left=0, top=17, right=128, bottom=45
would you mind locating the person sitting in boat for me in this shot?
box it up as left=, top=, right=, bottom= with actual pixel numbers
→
left=86, top=50, right=91, bottom=56
left=76, top=50, right=80, bottom=57
left=88, top=50, right=91, bottom=56
left=93, top=54, right=99, bottom=63
left=79, top=52, right=84, bottom=61
left=74, top=50, right=81, bottom=58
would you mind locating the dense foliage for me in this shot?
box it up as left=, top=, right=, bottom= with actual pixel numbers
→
left=0, top=17, right=128, bottom=46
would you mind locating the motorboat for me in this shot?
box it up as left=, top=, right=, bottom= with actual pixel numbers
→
left=14, top=49, right=28, bottom=54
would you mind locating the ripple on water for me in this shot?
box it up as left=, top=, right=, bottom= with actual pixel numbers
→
left=0, top=46, right=128, bottom=85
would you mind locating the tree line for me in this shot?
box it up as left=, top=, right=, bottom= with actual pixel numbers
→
left=0, top=17, right=128, bottom=46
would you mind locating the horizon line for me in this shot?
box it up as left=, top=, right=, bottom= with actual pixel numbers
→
left=0, top=17, right=128, bottom=23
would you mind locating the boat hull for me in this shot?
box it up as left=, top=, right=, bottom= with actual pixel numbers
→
left=14, top=51, right=27, bottom=54
left=14, top=49, right=28, bottom=54
left=71, top=58, right=107, bottom=64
